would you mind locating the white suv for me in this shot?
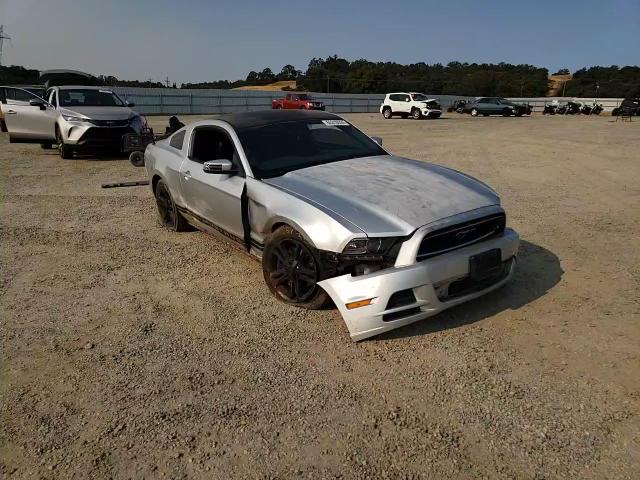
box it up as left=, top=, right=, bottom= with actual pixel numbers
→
left=380, top=92, right=442, bottom=119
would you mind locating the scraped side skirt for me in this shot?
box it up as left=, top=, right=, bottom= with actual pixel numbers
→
left=176, top=205, right=263, bottom=256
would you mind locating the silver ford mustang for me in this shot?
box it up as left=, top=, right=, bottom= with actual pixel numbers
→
left=144, top=110, right=519, bottom=340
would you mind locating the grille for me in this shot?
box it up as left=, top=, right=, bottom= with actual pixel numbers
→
left=437, top=259, right=512, bottom=301
left=417, top=213, right=506, bottom=261
left=89, top=119, right=130, bottom=127
left=79, top=127, right=134, bottom=145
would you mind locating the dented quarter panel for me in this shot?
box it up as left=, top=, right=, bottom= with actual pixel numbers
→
left=245, top=177, right=365, bottom=252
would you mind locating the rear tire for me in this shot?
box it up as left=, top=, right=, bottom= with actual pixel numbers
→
left=40, top=142, right=53, bottom=150
left=154, top=179, right=192, bottom=232
left=382, top=107, right=392, bottom=119
left=262, top=226, right=329, bottom=310
left=275, top=105, right=282, bottom=109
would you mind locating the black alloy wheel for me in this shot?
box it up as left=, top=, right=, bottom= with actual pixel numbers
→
left=263, top=226, right=329, bottom=309
left=154, top=179, right=191, bottom=231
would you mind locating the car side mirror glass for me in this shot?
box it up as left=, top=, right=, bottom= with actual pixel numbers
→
left=29, top=99, right=46, bottom=110
left=203, top=159, right=235, bottom=174
left=126, top=101, right=136, bottom=107
left=371, top=136, right=383, bottom=147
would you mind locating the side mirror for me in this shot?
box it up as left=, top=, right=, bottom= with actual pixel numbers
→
left=29, top=99, right=46, bottom=110
left=203, top=159, right=236, bottom=174
left=126, top=101, right=136, bottom=107
left=371, top=136, right=383, bottom=147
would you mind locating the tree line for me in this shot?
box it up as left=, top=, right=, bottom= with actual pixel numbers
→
left=1, top=58, right=639, bottom=97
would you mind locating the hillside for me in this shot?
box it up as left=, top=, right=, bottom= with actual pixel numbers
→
left=547, top=74, right=573, bottom=96
left=233, top=80, right=297, bottom=91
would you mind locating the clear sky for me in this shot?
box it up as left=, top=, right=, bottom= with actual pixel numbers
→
left=1, top=0, right=638, bottom=84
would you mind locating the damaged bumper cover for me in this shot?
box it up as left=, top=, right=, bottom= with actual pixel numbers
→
left=318, top=228, right=519, bottom=341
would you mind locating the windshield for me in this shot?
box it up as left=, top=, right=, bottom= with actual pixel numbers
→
left=237, top=119, right=387, bottom=179
left=59, top=89, right=125, bottom=107
left=411, top=93, right=429, bottom=101
left=298, top=94, right=309, bottom=100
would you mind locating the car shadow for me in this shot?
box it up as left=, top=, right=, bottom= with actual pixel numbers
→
left=372, top=240, right=563, bottom=341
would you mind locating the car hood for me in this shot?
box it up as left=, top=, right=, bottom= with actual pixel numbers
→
left=263, top=155, right=500, bottom=236
left=60, top=106, right=136, bottom=120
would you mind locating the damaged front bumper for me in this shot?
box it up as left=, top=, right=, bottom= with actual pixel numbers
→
left=318, top=228, right=519, bottom=341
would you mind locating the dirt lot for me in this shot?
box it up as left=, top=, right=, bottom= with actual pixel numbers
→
left=1, top=113, right=639, bottom=479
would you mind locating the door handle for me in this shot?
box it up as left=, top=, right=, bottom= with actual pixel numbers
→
left=183, top=170, right=191, bottom=180
left=5, top=110, right=17, bottom=114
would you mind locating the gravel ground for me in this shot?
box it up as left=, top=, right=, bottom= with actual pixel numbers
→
left=1, top=113, right=639, bottom=479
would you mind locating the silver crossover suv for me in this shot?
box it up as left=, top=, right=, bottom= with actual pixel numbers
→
left=0, top=85, right=144, bottom=158
left=145, top=110, right=520, bottom=341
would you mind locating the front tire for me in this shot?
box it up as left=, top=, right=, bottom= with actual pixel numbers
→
left=412, top=108, right=422, bottom=119
left=382, top=107, right=392, bottom=119
left=56, top=129, right=73, bottom=159
left=40, top=142, right=53, bottom=150
left=471, top=108, right=479, bottom=117
left=262, top=226, right=329, bottom=309
left=502, top=108, right=512, bottom=117
left=154, top=179, right=191, bottom=232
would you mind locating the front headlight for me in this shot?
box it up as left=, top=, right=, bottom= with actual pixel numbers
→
left=62, top=113, right=91, bottom=123
left=342, top=237, right=400, bottom=255
left=129, top=115, right=144, bottom=131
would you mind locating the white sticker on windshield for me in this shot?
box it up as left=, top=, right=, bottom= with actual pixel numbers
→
left=321, top=119, right=349, bottom=126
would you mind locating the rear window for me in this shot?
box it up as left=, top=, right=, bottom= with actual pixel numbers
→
left=169, top=130, right=185, bottom=150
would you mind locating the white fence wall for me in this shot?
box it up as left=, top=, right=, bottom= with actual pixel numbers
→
left=109, top=87, right=624, bottom=115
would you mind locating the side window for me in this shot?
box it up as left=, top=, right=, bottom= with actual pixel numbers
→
left=402, top=94, right=411, bottom=102
left=190, top=127, right=243, bottom=173
left=169, top=130, right=185, bottom=150
left=477, top=98, right=487, bottom=103
left=5, top=87, right=37, bottom=104
left=389, top=94, right=402, bottom=101
left=285, top=94, right=292, bottom=100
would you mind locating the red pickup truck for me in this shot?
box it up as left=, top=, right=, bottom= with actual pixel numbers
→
left=272, top=93, right=325, bottom=110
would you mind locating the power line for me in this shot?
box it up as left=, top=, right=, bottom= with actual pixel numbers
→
left=0, top=25, right=11, bottom=67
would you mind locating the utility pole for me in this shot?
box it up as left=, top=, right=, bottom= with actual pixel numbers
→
left=326, top=76, right=330, bottom=94
left=0, top=25, right=11, bottom=67
left=166, top=76, right=170, bottom=87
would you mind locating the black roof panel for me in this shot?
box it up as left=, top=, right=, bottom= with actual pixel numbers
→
left=218, top=109, right=340, bottom=129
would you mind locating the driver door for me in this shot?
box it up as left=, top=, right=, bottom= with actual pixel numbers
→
left=179, top=126, right=245, bottom=240
left=0, top=87, right=57, bottom=142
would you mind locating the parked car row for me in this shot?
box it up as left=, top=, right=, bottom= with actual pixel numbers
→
left=543, top=100, right=604, bottom=115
